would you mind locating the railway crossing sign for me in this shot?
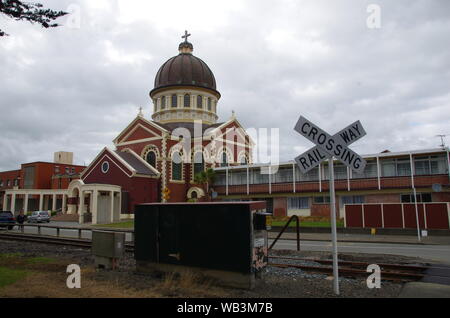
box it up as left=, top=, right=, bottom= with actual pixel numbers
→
left=294, top=117, right=367, bottom=174
left=293, top=115, right=368, bottom=296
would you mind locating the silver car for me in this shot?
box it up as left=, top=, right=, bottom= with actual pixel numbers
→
left=28, top=211, right=51, bottom=223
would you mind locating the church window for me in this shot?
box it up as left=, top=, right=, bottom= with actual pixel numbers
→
left=197, top=95, right=203, bottom=108
left=171, top=94, right=177, bottom=108
left=172, top=151, right=183, bottom=181
left=161, top=96, right=166, bottom=109
left=184, top=94, right=190, bottom=107
left=146, top=151, right=156, bottom=168
left=193, top=152, right=204, bottom=176
left=207, top=98, right=212, bottom=111
left=221, top=151, right=228, bottom=167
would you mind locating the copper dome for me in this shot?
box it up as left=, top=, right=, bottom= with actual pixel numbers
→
left=150, top=42, right=219, bottom=97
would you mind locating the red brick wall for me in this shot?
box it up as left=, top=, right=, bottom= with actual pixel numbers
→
left=273, top=197, right=287, bottom=217
left=0, top=170, right=21, bottom=190
left=432, top=192, right=450, bottom=202
left=82, top=152, right=158, bottom=213
left=365, top=193, right=400, bottom=203
left=311, top=203, right=339, bottom=217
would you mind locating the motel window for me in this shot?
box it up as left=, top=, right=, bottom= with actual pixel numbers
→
left=322, top=164, right=347, bottom=180
left=288, top=197, right=310, bottom=210
left=430, top=155, right=447, bottom=174
left=340, top=195, right=364, bottom=208
left=274, top=167, right=293, bottom=183
left=353, top=161, right=377, bottom=179
left=172, top=152, right=183, bottom=181
left=184, top=94, right=190, bottom=107
left=214, top=173, right=226, bottom=186
left=313, top=196, right=330, bottom=204
left=381, top=160, right=396, bottom=177
left=415, top=155, right=447, bottom=175
left=251, top=170, right=269, bottom=184
left=299, top=167, right=319, bottom=182
left=401, top=193, right=432, bottom=203
left=396, top=159, right=411, bottom=176
left=230, top=171, right=247, bottom=185
left=171, top=94, right=177, bottom=108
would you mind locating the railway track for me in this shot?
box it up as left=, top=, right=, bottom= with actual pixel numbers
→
left=0, top=231, right=436, bottom=283
left=0, top=232, right=135, bottom=252
left=268, top=255, right=428, bottom=282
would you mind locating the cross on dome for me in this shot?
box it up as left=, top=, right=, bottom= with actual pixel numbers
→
left=182, top=30, right=191, bottom=43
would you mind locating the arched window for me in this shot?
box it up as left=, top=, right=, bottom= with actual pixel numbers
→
left=207, top=98, right=212, bottom=111
left=197, top=95, right=203, bottom=108
left=146, top=151, right=156, bottom=168
left=172, top=151, right=183, bottom=180
left=193, top=152, right=204, bottom=176
left=184, top=94, right=190, bottom=107
left=171, top=94, right=177, bottom=108
left=221, top=151, right=228, bottom=167
left=191, top=191, right=198, bottom=199
left=240, top=156, right=248, bottom=165
left=161, top=96, right=166, bottom=109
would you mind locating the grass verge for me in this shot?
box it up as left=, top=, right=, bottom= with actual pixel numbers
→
left=95, top=220, right=134, bottom=229
left=0, top=267, right=28, bottom=288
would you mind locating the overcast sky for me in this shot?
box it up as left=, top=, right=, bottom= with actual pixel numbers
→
left=0, top=0, right=449, bottom=170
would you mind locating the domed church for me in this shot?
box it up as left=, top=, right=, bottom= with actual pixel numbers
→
left=68, top=32, right=253, bottom=223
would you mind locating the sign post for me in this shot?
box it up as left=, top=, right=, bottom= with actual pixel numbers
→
left=328, top=157, right=339, bottom=295
left=294, top=116, right=367, bottom=295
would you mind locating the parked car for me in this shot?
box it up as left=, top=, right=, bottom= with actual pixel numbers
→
left=0, top=211, right=16, bottom=230
left=28, top=211, right=51, bottom=223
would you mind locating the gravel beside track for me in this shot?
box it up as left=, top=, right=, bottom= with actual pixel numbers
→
left=0, top=238, right=420, bottom=298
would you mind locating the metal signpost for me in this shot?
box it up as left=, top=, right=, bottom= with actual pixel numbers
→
left=294, top=116, right=367, bottom=295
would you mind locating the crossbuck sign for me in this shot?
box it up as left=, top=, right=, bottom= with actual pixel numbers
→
left=294, top=115, right=367, bottom=296
left=294, top=116, right=367, bottom=174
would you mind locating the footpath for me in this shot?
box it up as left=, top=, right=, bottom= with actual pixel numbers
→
left=268, top=231, right=450, bottom=245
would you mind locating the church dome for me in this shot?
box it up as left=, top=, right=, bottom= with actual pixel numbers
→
left=150, top=38, right=219, bottom=98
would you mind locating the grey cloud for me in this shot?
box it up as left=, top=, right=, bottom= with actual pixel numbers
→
left=0, top=0, right=449, bottom=171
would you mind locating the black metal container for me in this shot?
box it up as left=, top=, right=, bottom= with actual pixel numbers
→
left=134, top=201, right=268, bottom=289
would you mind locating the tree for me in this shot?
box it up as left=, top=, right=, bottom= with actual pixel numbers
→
left=0, top=0, right=67, bottom=37
left=193, top=168, right=216, bottom=200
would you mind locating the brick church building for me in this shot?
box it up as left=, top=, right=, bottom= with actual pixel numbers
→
left=74, top=33, right=253, bottom=221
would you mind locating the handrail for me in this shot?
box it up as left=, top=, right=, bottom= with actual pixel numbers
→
left=0, top=222, right=134, bottom=241
left=269, top=215, right=300, bottom=251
